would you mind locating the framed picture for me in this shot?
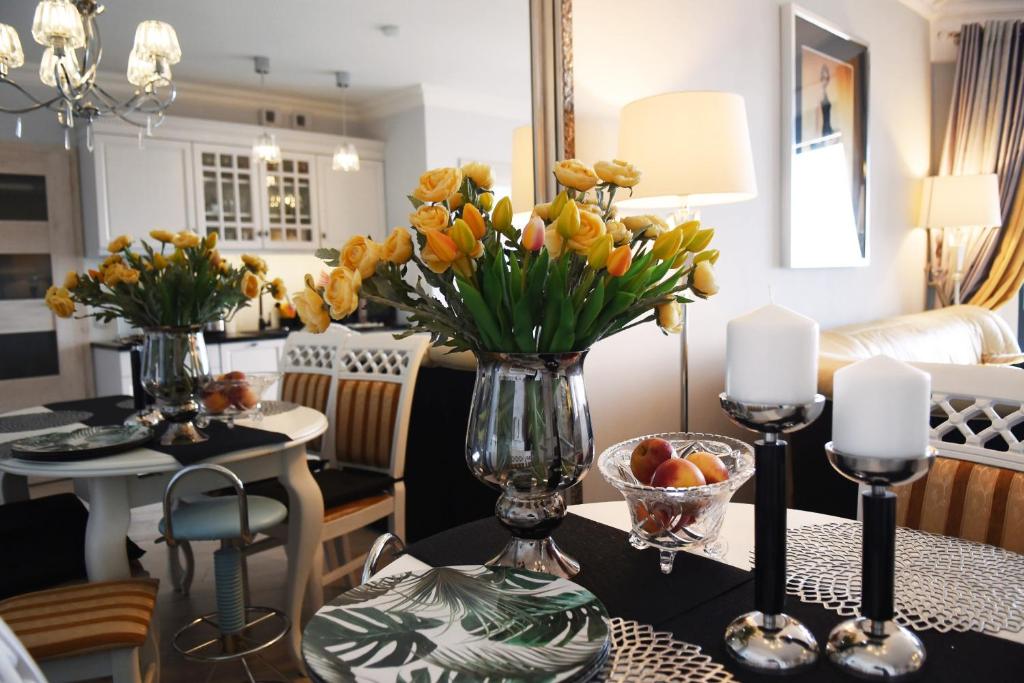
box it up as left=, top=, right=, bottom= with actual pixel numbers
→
left=782, top=4, right=869, bottom=268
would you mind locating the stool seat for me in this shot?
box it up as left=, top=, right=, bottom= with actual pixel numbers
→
left=160, top=496, right=287, bottom=541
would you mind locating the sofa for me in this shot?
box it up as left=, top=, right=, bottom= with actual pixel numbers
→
left=791, top=305, right=1024, bottom=518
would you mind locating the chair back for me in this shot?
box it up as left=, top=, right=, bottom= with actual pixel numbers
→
left=890, top=362, right=1024, bottom=552
left=278, top=324, right=354, bottom=454
left=329, top=332, right=429, bottom=479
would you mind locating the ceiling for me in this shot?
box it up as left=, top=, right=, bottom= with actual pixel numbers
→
left=0, top=0, right=533, bottom=107
left=899, top=0, right=1024, bottom=20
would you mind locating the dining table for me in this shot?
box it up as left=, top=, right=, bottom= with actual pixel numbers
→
left=0, top=396, right=327, bottom=672
left=306, top=500, right=1024, bottom=682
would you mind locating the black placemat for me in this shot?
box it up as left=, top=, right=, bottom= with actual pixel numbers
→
left=43, top=396, right=290, bottom=467
left=408, top=513, right=752, bottom=627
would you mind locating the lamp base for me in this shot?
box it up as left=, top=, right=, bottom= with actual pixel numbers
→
left=724, top=611, right=819, bottom=674
left=826, top=617, right=925, bottom=680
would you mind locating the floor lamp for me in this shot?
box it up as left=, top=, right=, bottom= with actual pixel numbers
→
left=618, top=92, right=758, bottom=429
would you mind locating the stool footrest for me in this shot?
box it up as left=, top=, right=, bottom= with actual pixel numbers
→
left=172, top=607, right=289, bottom=663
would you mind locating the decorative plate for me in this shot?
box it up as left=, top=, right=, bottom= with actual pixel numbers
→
left=10, top=425, right=153, bottom=461
left=303, top=565, right=610, bottom=683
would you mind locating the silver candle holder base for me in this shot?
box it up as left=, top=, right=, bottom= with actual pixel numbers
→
left=720, top=393, right=826, bottom=675
left=825, top=442, right=935, bottom=681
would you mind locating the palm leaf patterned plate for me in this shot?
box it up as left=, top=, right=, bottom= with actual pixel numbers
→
left=303, top=565, right=611, bottom=683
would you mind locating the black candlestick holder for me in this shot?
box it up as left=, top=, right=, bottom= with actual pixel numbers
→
left=824, top=443, right=935, bottom=680
left=720, top=393, right=826, bottom=674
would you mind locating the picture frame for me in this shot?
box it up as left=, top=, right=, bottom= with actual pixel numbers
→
left=781, top=4, right=870, bottom=268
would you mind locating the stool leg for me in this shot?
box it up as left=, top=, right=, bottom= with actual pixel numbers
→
left=110, top=647, right=143, bottom=683
left=213, top=542, right=246, bottom=635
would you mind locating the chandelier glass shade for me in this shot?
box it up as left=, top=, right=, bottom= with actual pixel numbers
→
left=0, top=0, right=181, bottom=146
left=253, top=131, right=281, bottom=164
left=332, top=142, right=360, bottom=171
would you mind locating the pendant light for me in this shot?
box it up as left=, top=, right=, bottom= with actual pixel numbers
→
left=332, top=70, right=359, bottom=172
left=252, top=56, right=280, bottom=164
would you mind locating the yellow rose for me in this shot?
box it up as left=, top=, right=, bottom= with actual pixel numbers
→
left=240, top=271, right=262, bottom=299
left=104, top=263, right=139, bottom=287
left=149, top=229, right=175, bottom=243
left=607, top=220, right=630, bottom=245
left=171, top=230, right=201, bottom=249
left=553, top=159, right=599, bottom=192
left=478, top=193, right=494, bottom=211
left=421, top=230, right=460, bottom=274
left=623, top=214, right=668, bottom=238
left=45, top=287, right=75, bottom=318
left=656, top=301, right=684, bottom=334
left=340, top=235, right=383, bottom=279
left=594, top=159, right=641, bottom=188
left=63, top=271, right=79, bottom=290
left=691, top=260, right=719, bottom=297
left=567, top=210, right=607, bottom=255
left=409, top=205, right=450, bottom=233
left=323, top=267, right=362, bottom=319
left=383, top=227, right=414, bottom=265
left=413, top=167, right=463, bottom=203
left=544, top=226, right=564, bottom=258
left=107, top=235, right=132, bottom=253
left=293, top=276, right=330, bottom=333
left=270, top=277, right=287, bottom=301
left=461, top=162, right=494, bottom=190
left=241, top=254, right=268, bottom=274
left=462, top=203, right=486, bottom=239
left=101, top=254, right=123, bottom=269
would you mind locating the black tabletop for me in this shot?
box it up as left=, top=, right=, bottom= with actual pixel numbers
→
left=407, top=514, right=1024, bottom=682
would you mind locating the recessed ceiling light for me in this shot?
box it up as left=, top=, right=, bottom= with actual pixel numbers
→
left=378, top=24, right=400, bottom=37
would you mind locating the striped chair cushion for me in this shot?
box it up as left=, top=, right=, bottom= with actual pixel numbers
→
left=334, top=379, right=401, bottom=470
left=281, top=371, right=333, bottom=451
left=0, top=579, right=158, bottom=661
left=894, top=456, right=1024, bottom=553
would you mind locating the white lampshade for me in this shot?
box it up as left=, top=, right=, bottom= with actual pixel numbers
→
left=127, top=48, right=170, bottom=89
left=332, top=142, right=360, bottom=172
left=38, top=45, right=80, bottom=88
left=920, top=174, right=1002, bottom=228
left=511, top=125, right=534, bottom=214
left=617, top=91, right=757, bottom=208
left=0, top=24, right=25, bottom=70
left=31, top=0, right=84, bottom=50
left=253, top=131, right=281, bottom=164
left=133, top=20, right=181, bottom=64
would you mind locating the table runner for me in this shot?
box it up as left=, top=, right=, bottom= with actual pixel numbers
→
left=407, top=514, right=1024, bottom=682
left=42, top=396, right=290, bottom=467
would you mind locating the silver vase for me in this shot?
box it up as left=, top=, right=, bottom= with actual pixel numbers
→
left=141, top=327, right=211, bottom=445
left=466, top=352, right=593, bottom=578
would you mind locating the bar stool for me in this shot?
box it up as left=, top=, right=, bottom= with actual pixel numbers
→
left=161, top=464, right=290, bottom=682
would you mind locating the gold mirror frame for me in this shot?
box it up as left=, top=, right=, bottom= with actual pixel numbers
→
left=529, top=0, right=574, bottom=204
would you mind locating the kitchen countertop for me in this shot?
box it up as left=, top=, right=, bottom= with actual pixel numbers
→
left=89, top=323, right=411, bottom=351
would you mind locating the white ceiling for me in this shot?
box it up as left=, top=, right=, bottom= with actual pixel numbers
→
left=0, top=0, right=533, bottom=106
left=899, top=0, right=1024, bottom=20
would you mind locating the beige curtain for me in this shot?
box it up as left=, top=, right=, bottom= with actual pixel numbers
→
left=931, top=20, right=1024, bottom=308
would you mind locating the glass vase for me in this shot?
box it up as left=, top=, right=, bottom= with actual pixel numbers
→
left=466, top=351, right=593, bottom=578
left=141, top=327, right=211, bottom=445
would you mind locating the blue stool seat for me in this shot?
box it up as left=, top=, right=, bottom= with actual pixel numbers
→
left=159, top=496, right=287, bottom=542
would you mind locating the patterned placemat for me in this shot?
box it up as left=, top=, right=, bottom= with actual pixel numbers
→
left=0, top=411, right=92, bottom=434
left=782, top=521, right=1024, bottom=634
left=259, top=400, right=299, bottom=417
left=597, top=617, right=733, bottom=681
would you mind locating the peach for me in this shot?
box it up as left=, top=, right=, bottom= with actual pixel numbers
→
left=630, top=438, right=675, bottom=484
left=221, top=370, right=246, bottom=381
left=634, top=501, right=671, bottom=533
left=202, top=389, right=231, bottom=414
left=228, top=383, right=260, bottom=410
left=685, top=451, right=730, bottom=484
left=650, top=458, right=706, bottom=488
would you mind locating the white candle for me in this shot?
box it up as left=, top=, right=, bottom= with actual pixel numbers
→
left=725, top=304, right=819, bottom=405
left=832, top=355, right=931, bottom=457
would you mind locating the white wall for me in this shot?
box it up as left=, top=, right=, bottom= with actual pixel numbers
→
left=573, top=0, right=932, bottom=501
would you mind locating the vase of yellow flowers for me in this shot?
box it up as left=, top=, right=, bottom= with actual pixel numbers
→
left=298, top=159, right=720, bottom=576
left=46, top=231, right=285, bottom=445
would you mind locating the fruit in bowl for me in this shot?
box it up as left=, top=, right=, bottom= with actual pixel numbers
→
left=600, top=432, right=755, bottom=574
left=201, top=371, right=279, bottom=421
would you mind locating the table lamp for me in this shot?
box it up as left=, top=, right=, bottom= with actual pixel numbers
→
left=920, top=173, right=1002, bottom=304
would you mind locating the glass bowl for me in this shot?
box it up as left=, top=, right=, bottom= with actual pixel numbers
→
left=198, top=371, right=280, bottom=427
left=597, top=432, right=754, bottom=573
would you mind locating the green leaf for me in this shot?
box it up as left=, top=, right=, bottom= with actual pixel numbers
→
left=315, top=247, right=341, bottom=267
left=312, top=606, right=442, bottom=668
left=577, top=278, right=605, bottom=338
left=407, top=194, right=425, bottom=208
left=456, top=276, right=502, bottom=350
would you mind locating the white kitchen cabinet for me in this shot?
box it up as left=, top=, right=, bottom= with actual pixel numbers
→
left=317, top=156, right=386, bottom=244
left=80, top=133, right=195, bottom=256
left=193, top=145, right=261, bottom=250
left=262, top=155, right=318, bottom=250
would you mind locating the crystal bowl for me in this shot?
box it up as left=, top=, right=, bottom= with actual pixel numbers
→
left=198, top=372, right=280, bottom=427
left=598, top=432, right=754, bottom=573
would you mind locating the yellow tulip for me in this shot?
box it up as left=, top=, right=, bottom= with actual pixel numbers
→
left=693, top=249, right=720, bottom=265
left=205, top=232, right=218, bottom=249
left=448, top=192, right=464, bottom=210
left=532, top=202, right=552, bottom=221
left=152, top=253, right=169, bottom=270
left=606, top=244, right=633, bottom=277
left=549, top=191, right=569, bottom=222
left=557, top=199, right=581, bottom=239
left=478, top=193, right=494, bottom=211
left=462, top=203, right=486, bottom=239
left=587, top=234, right=613, bottom=270
left=492, top=196, right=513, bottom=234
left=652, top=226, right=684, bottom=261
left=452, top=255, right=476, bottom=279
left=687, top=228, right=715, bottom=253
left=421, top=230, right=460, bottom=273
left=521, top=216, right=545, bottom=252
left=450, top=219, right=478, bottom=255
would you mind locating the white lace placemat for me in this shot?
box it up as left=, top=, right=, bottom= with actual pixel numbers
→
left=782, top=521, right=1024, bottom=634
left=0, top=411, right=92, bottom=434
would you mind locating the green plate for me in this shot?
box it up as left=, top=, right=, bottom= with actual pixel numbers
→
left=10, top=425, right=153, bottom=461
left=303, top=565, right=610, bottom=683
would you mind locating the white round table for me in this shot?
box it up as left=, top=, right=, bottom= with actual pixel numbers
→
left=0, top=403, right=328, bottom=671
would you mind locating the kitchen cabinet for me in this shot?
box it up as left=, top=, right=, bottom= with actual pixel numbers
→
left=193, top=145, right=260, bottom=250
left=317, top=156, right=386, bottom=244
left=263, top=155, right=318, bottom=250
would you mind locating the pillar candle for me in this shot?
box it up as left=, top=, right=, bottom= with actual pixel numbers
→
left=832, top=355, right=931, bottom=457
left=725, top=304, right=819, bottom=405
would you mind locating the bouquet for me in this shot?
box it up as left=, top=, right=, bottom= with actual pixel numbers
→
left=298, top=159, right=720, bottom=353
left=45, top=230, right=285, bottom=328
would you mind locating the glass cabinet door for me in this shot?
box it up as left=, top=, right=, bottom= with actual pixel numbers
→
left=195, top=146, right=259, bottom=248
left=263, top=155, right=316, bottom=248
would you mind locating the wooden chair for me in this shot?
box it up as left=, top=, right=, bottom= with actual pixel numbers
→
left=891, top=363, right=1024, bottom=552
left=0, top=579, right=160, bottom=683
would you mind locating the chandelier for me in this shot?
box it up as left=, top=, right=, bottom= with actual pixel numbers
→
left=251, top=56, right=280, bottom=164
left=0, top=0, right=181, bottom=149
left=332, top=70, right=359, bottom=172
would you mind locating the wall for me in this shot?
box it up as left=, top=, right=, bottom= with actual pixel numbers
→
left=573, top=0, right=932, bottom=501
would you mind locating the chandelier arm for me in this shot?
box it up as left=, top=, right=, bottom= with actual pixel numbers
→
left=0, top=80, right=65, bottom=113
left=80, top=12, right=103, bottom=84
left=89, top=84, right=171, bottom=129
